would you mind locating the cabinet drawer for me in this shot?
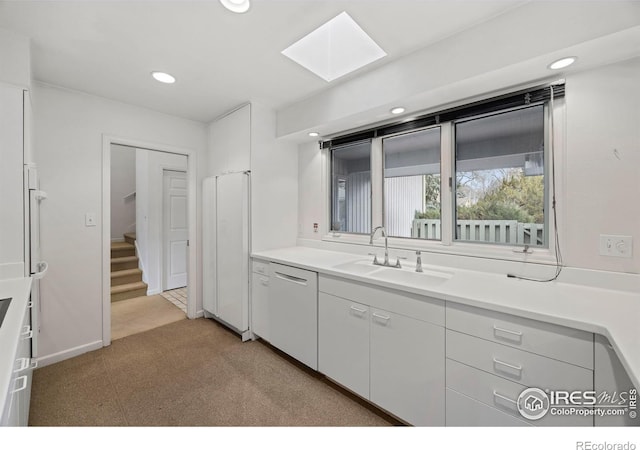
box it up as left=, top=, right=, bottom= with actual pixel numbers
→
left=446, top=388, right=531, bottom=427
left=252, top=259, right=269, bottom=275
left=446, top=359, right=592, bottom=426
left=319, top=274, right=444, bottom=326
left=446, top=330, right=593, bottom=391
left=446, top=303, right=593, bottom=369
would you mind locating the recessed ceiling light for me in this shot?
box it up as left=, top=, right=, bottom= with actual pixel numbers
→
left=390, top=107, right=405, bottom=115
left=548, top=57, right=577, bottom=70
left=220, top=0, right=250, bottom=13
left=151, top=71, right=176, bottom=84
left=308, top=132, right=320, bottom=137
left=282, top=11, right=386, bottom=82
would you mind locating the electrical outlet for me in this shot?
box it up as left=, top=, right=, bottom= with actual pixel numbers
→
left=85, top=213, right=97, bottom=227
left=599, top=235, right=633, bottom=258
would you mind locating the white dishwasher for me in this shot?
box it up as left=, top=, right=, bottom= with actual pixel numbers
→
left=268, top=263, right=318, bottom=370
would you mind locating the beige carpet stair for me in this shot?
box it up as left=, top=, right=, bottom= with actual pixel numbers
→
left=111, top=234, right=147, bottom=302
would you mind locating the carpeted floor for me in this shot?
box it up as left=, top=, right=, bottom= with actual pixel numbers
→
left=29, top=318, right=395, bottom=426
left=111, top=294, right=186, bottom=340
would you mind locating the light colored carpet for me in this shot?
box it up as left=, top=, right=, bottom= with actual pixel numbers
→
left=111, top=294, right=186, bottom=340
left=29, top=318, right=395, bottom=426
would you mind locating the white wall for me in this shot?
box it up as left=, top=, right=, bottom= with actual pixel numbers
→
left=298, top=141, right=326, bottom=241
left=296, top=58, right=640, bottom=274
left=207, top=103, right=298, bottom=252
left=0, top=27, right=30, bottom=88
left=135, top=148, right=187, bottom=294
left=250, top=103, right=298, bottom=251
left=563, top=58, right=640, bottom=273
left=110, top=144, right=136, bottom=240
left=33, top=83, right=207, bottom=363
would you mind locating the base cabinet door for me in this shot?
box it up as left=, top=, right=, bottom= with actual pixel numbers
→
left=370, top=308, right=445, bottom=426
left=251, top=273, right=270, bottom=341
left=318, top=293, right=369, bottom=399
left=594, top=335, right=638, bottom=427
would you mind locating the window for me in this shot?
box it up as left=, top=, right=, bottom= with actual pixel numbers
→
left=454, top=105, right=546, bottom=246
left=383, top=127, right=441, bottom=239
left=330, top=141, right=372, bottom=234
left=326, top=85, right=558, bottom=253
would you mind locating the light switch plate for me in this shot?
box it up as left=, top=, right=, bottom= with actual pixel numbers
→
left=85, top=213, right=97, bottom=227
left=599, top=235, right=633, bottom=258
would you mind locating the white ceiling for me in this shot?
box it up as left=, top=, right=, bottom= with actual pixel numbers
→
left=0, top=0, right=529, bottom=123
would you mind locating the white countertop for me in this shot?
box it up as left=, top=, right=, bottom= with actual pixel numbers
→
left=252, top=246, right=640, bottom=389
left=0, top=277, right=32, bottom=417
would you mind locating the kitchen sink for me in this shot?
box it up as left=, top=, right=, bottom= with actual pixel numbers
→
left=332, top=259, right=381, bottom=275
left=372, top=267, right=453, bottom=286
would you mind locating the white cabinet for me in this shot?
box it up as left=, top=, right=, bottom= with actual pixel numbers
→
left=318, top=274, right=445, bottom=426
left=370, top=307, right=445, bottom=426
left=445, top=303, right=594, bottom=427
left=594, top=335, right=638, bottom=427
left=318, top=293, right=369, bottom=399
left=1, top=293, right=34, bottom=427
left=251, top=259, right=270, bottom=341
left=269, top=263, right=318, bottom=370
left=0, top=83, right=25, bottom=274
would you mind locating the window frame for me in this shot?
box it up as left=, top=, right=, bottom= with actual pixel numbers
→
left=323, top=96, right=560, bottom=264
left=451, top=102, right=549, bottom=248
left=381, top=124, right=443, bottom=241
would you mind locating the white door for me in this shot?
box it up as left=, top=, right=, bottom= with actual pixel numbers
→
left=163, top=170, right=188, bottom=290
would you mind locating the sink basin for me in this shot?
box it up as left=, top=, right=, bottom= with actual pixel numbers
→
left=372, top=267, right=453, bottom=286
left=332, top=259, right=381, bottom=275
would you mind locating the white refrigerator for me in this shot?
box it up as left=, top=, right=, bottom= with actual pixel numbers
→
left=202, top=171, right=251, bottom=341
left=24, top=164, right=48, bottom=358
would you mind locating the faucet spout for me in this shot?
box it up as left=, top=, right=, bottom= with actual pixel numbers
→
left=369, top=226, right=389, bottom=266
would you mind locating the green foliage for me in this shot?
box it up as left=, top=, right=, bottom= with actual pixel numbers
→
left=457, top=171, right=544, bottom=223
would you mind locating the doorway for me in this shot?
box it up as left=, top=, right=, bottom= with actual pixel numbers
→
left=102, top=137, right=198, bottom=346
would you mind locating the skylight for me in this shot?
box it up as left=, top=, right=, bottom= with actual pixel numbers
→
left=282, top=11, right=386, bottom=82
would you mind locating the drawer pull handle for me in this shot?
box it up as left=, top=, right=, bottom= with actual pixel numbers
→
left=350, top=306, right=367, bottom=314
left=372, top=312, right=390, bottom=322
left=493, top=325, right=523, bottom=338
left=12, top=376, right=28, bottom=394
left=21, top=326, right=33, bottom=340
left=493, top=357, right=522, bottom=373
left=275, top=272, right=307, bottom=285
left=493, top=390, right=518, bottom=406
left=14, top=358, right=29, bottom=373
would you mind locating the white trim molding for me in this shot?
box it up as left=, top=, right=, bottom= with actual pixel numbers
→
left=102, top=135, right=199, bottom=348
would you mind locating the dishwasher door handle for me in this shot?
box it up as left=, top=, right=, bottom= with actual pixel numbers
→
left=274, top=272, right=308, bottom=286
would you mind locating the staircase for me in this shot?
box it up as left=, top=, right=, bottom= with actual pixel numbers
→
left=111, top=232, right=148, bottom=302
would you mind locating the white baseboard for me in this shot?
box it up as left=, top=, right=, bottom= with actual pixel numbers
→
left=195, top=309, right=205, bottom=318
left=147, top=288, right=161, bottom=295
left=36, top=340, right=104, bottom=367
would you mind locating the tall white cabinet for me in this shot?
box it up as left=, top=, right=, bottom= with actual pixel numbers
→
left=0, top=83, right=26, bottom=279
left=206, top=103, right=298, bottom=340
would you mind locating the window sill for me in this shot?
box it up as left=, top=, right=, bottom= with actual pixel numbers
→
left=322, top=233, right=558, bottom=266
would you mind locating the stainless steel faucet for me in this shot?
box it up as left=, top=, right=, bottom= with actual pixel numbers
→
left=369, top=226, right=405, bottom=268
left=369, top=226, right=390, bottom=266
